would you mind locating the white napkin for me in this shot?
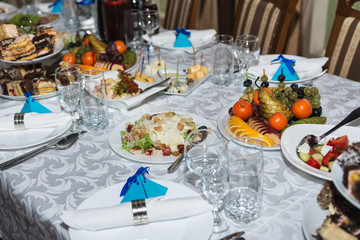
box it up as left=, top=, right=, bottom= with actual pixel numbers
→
left=61, top=196, right=211, bottom=231
left=249, top=55, right=328, bottom=80
left=144, top=29, right=216, bottom=48
left=0, top=112, right=72, bottom=132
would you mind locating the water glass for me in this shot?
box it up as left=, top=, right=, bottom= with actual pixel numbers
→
left=211, top=34, right=234, bottom=86
left=61, top=0, right=79, bottom=32
left=234, top=34, right=260, bottom=85
left=185, top=129, right=225, bottom=176
left=80, top=70, right=109, bottom=130
left=201, top=167, right=229, bottom=233
left=140, top=10, right=160, bottom=52
left=55, top=65, right=82, bottom=132
left=224, top=137, right=264, bottom=224
left=124, top=9, right=144, bottom=50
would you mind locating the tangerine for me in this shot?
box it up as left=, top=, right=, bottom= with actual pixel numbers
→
left=114, top=40, right=127, bottom=54
left=84, top=35, right=90, bottom=46
left=253, top=87, right=273, bottom=106
left=62, top=52, right=76, bottom=64
left=268, top=112, right=288, bottom=131
left=233, top=100, right=253, bottom=120
left=292, top=98, right=312, bottom=119
left=81, top=51, right=96, bottom=66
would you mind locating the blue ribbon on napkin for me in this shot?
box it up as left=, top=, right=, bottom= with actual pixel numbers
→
left=24, top=91, right=34, bottom=101
left=175, top=28, right=191, bottom=37
left=120, top=167, right=150, bottom=197
left=271, top=55, right=296, bottom=75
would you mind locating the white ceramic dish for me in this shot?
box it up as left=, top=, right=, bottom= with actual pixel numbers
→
left=108, top=113, right=215, bottom=164
left=248, top=54, right=327, bottom=84
left=0, top=2, right=18, bottom=15
left=281, top=124, right=360, bottom=180
left=0, top=39, right=64, bottom=65
left=0, top=104, right=71, bottom=150
left=69, top=180, right=213, bottom=240
left=217, top=101, right=280, bottom=151
left=302, top=198, right=327, bottom=240
left=0, top=90, right=59, bottom=101
left=332, top=161, right=360, bottom=209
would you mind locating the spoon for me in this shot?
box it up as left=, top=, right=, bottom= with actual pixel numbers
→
left=0, top=131, right=86, bottom=171
left=299, top=107, right=360, bottom=150
left=167, top=125, right=208, bottom=173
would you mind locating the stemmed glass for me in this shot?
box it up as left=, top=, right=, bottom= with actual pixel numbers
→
left=55, top=65, right=82, bottom=132
left=185, top=129, right=225, bottom=186
left=201, top=166, right=230, bottom=233
left=233, top=34, right=260, bottom=85
left=140, top=10, right=160, bottom=52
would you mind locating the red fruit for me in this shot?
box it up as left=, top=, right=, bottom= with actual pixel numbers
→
left=233, top=100, right=253, bottom=120
left=306, top=157, right=321, bottom=169
left=144, top=149, right=153, bottom=156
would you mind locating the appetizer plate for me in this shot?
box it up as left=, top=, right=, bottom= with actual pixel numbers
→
left=217, top=101, right=280, bottom=151
left=248, top=54, right=328, bottom=84
left=69, top=180, right=213, bottom=240
left=0, top=104, right=71, bottom=150
left=109, top=113, right=215, bottom=164
left=332, top=161, right=360, bottom=209
left=302, top=198, right=327, bottom=240
left=0, top=89, right=59, bottom=101
left=158, top=66, right=211, bottom=96
left=0, top=39, right=64, bottom=65
left=281, top=124, right=360, bottom=180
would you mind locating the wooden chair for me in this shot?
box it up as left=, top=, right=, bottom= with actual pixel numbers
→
left=163, top=0, right=201, bottom=30
left=232, top=0, right=298, bottom=54
left=324, top=0, right=360, bottom=81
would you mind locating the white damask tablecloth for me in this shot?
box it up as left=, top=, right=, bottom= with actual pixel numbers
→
left=0, top=49, right=359, bottom=240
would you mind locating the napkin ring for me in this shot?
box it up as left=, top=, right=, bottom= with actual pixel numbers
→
left=14, top=113, right=25, bottom=130
left=131, top=199, right=148, bottom=225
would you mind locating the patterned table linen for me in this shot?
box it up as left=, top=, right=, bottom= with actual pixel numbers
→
left=0, top=50, right=360, bottom=240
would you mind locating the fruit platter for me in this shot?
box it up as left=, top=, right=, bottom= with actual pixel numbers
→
left=218, top=74, right=326, bottom=150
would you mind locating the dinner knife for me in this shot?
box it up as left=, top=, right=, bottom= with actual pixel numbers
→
left=0, top=131, right=86, bottom=171
left=219, top=231, right=245, bottom=240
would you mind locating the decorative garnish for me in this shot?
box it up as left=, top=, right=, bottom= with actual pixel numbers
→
left=113, top=71, right=139, bottom=96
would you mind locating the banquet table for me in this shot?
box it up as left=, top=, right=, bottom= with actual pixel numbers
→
left=0, top=44, right=359, bottom=240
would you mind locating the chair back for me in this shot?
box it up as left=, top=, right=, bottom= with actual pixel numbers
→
left=325, top=0, right=360, bottom=81
left=163, top=0, right=201, bottom=30
left=232, top=0, right=298, bottom=54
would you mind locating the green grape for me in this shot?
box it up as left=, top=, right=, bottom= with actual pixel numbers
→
left=281, top=97, right=289, bottom=105
left=278, top=82, right=286, bottom=89
left=290, top=91, right=298, bottom=100
left=246, top=86, right=254, bottom=93
left=284, top=87, right=292, bottom=96
left=311, top=87, right=319, bottom=95
left=273, top=88, right=281, bottom=98
left=314, top=94, right=321, bottom=100
left=304, top=87, right=311, bottom=96
left=261, top=74, right=268, bottom=82
left=312, top=99, right=321, bottom=109
left=286, top=101, right=293, bottom=109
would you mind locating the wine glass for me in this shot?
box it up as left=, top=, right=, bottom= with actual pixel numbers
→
left=201, top=166, right=230, bottom=233
left=233, top=34, right=260, bottom=85
left=140, top=10, right=160, bottom=52
left=55, top=65, right=82, bottom=132
left=185, top=129, right=226, bottom=187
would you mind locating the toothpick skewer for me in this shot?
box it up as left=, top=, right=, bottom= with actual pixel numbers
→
left=140, top=56, right=145, bottom=77
left=158, top=46, right=161, bottom=66
left=192, top=46, right=196, bottom=65
left=137, top=50, right=142, bottom=72
left=200, top=51, right=203, bottom=67
left=176, top=58, right=179, bottom=82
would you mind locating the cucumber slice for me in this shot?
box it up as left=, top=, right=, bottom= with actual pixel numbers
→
left=298, top=152, right=310, bottom=162
left=313, top=145, right=323, bottom=153
left=311, top=152, right=324, bottom=165
left=320, top=165, right=330, bottom=172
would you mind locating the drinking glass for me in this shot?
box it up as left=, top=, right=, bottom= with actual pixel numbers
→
left=55, top=65, right=82, bottom=132
left=233, top=34, right=260, bottom=85
left=185, top=129, right=225, bottom=178
left=224, top=137, right=264, bottom=224
left=80, top=70, right=109, bottom=130
left=201, top=166, right=229, bottom=233
left=140, top=10, right=160, bottom=52
left=124, top=9, right=144, bottom=50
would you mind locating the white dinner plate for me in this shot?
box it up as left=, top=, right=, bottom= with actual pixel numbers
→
left=217, top=101, right=280, bottom=151
left=69, top=180, right=213, bottom=240
left=0, top=90, right=59, bottom=101
left=0, top=39, right=64, bottom=65
left=248, top=54, right=326, bottom=84
left=0, top=104, right=71, bottom=150
left=109, top=113, right=215, bottom=164
left=302, top=198, right=327, bottom=240
left=281, top=124, right=360, bottom=180
left=332, top=161, right=360, bottom=209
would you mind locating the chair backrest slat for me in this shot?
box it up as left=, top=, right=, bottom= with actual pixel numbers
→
left=164, top=0, right=200, bottom=30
